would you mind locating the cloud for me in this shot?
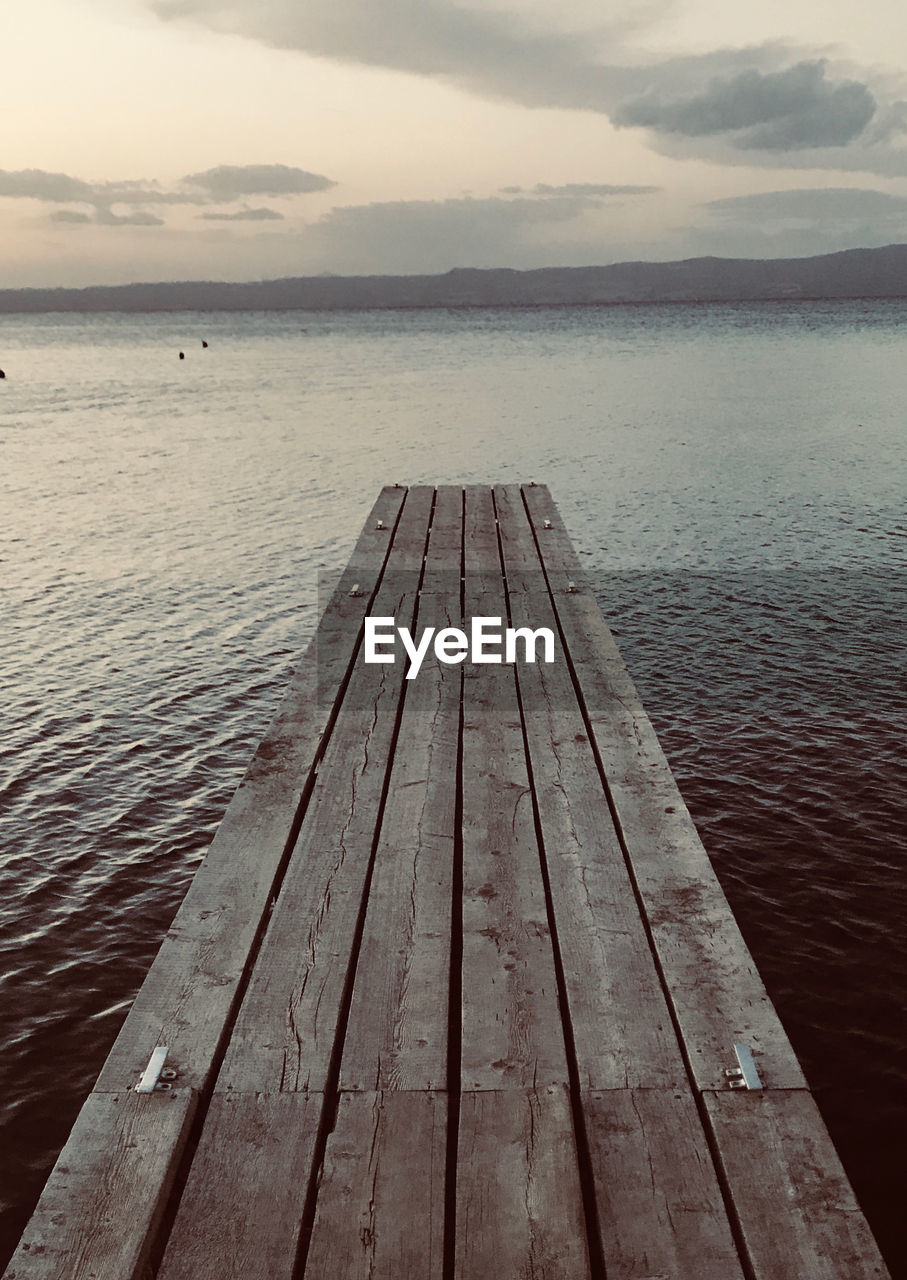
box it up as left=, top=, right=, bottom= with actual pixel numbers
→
left=706, top=186, right=907, bottom=221
left=0, top=163, right=335, bottom=233
left=49, top=209, right=93, bottom=224
left=92, top=181, right=196, bottom=206
left=0, top=169, right=98, bottom=203
left=148, top=0, right=907, bottom=172
left=503, top=182, right=660, bottom=197
left=0, top=165, right=336, bottom=211
left=614, top=61, right=876, bottom=151
left=181, top=163, right=336, bottom=199
left=94, top=208, right=166, bottom=226
left=150, top=0, right=621, bottom=104
left=0, top=168, right=172, bottom=228
left=151, top=0, right=804, bottom=120
left=866, top=100, right=907, bottom=145
left=673, top=184, right=907, bottom=259
left=49, top=205, right=165, bottom=227
left=0, top=169, right=199, bottom=207
left=199, top=205, right=285, bottom=220
left=304, top=193, right=607, bottom=273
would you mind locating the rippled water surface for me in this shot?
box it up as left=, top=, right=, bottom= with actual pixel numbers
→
left=1, top=302, right=905, bottom=1271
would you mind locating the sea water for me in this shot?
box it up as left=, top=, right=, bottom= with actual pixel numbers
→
left=1, top=301, right=905, bottom=1272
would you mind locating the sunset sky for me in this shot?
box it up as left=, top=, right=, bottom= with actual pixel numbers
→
left=3, top=0, right=907, bottom=286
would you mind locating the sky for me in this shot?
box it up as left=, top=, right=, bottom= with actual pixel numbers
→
left=2, top=0, right=907, bottom=286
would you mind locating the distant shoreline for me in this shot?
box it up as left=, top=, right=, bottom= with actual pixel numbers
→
left=1, top=244, right=905, bottom=315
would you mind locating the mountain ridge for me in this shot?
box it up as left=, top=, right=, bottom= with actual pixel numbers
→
left=1, top=244, right=905, bottom=313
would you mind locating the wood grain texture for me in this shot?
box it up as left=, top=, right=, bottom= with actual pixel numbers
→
left=158, top=1093, right=322, bottom=1280
left=421, top=483, right=463, bottom=593
left=340, top=595, right=459, bottom=1091
left=522, top=483, right=806, bottom=1091
left=460, top=486, right=568, bottom=1090
left=217, top=487, right=435, bottom=1093
left=705, top=1090, right=891, bottom=1280
left=495, top=485, right=686, bottom=1090
left=517, top=482, right=585, bottom=596
left=583, top=1089, right=744, bottom=1279
left=96, top=485, right=408, bottom=1093
left=336, top=478, right=462, bottom=1091
left=303, top=1091, right=446, bottom=1280
left=456, top=1087, right=591, bottom=1280
left=4, top=1090, right=196, bottom=1280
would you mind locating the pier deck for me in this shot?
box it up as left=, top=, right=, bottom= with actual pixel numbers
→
left=5, top=485, right=889, bottom=1279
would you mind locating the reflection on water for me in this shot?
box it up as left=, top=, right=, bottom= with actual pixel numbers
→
left=1, top=302, right=905, bottom=1272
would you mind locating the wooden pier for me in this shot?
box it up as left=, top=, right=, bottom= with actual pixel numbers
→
left=5, top=485, right=890, bottom=1279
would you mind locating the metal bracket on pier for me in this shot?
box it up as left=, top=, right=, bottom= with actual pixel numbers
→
left=725, top=1042, right=763, bottom=1090
left=136, top=1046, right=175, bottom=1094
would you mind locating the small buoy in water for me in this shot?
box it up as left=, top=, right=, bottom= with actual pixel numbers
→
left=179, top=351, right=185, bottom=360
left=201, top=340, right=208, bottom=348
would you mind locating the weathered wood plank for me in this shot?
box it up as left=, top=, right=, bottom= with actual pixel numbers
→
left=303, top=1092, right=447, bottom=1279
left=456, top=1087, right=591, bottom=1279
left=217, top=487, right=435, bottom=1093
left=462, top=480, right=501, bottom=593
left=583, top=1089, right=744, bottom=1279
left=339, top=593, right=459, bottom=1091
left=521, top=483, right=806, bottom=1091
left=516, top=482, right=587, bottom=595
left=421, top=483, right=463, bottom=594
left=460, top=486, right=567, bottom=1090
left=4, top=1091, right=196, bottom=1280
left=158, top=1094, right=322, bottom=1280
left=705, top=1091, right=891, bottom=1280
left=96, top=484, right=409, bottom=1093
left=338, top=487, right=462, bottom=1090
left=495, top=484, right=686, bottom=1090
left=495, top=487, right=748, bottom=1273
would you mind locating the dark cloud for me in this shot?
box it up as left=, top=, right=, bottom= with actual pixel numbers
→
left=148, top=0, right=907, bottom=172
left=503, top=182, right=659, bottom=197
left=199, top=206, right=285, bottom=220
left=615, top=61, right=876, bottom=150
left=181, top=164, right=336, bottom=199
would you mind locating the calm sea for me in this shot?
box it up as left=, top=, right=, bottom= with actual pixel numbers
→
left=1, top=302, right=905, bottom=1273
